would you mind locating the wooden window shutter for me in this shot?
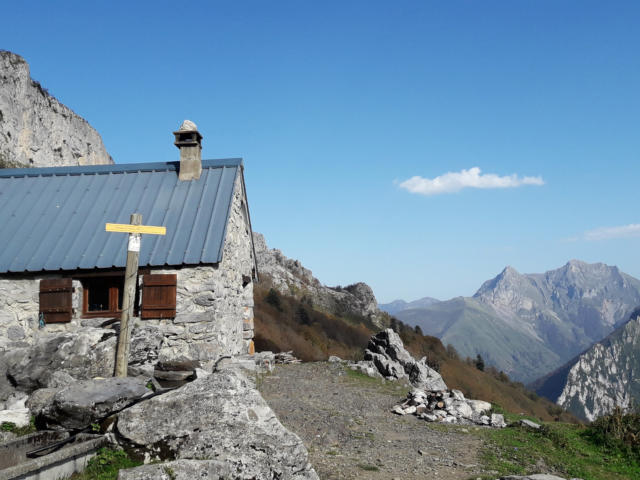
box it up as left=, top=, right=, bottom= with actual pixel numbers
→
left=39, top=278, right=73, bottom=323
left=141, top=274, right=177, bottom=319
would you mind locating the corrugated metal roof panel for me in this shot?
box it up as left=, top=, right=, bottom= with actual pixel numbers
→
left=0, top=159, right=242, bottom=273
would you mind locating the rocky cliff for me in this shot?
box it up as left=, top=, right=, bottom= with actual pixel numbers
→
left=535, top=310, right=640, bottom=421
left=253, top=233, right=386, bottom=329
left=0, top=50, right=113, bottom=168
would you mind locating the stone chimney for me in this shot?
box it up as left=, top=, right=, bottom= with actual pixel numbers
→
left=173, top=120, right=203, bottom=181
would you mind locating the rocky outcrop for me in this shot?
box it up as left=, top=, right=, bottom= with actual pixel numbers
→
left=550, top=312, right=640, bottom=421
left=116, top=368, right=318, bottom=479
left=349, top=329, right=447, bottom=391
left=0, top=50, right=113, bottom=168
left=253, top=232, right=385, bottom=328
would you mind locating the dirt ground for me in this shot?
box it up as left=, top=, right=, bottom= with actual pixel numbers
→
left=259, top=361, right=490, bottom=480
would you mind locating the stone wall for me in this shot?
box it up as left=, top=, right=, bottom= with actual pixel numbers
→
left=0, top=174, right=255, bottom=365
left=145, top=174, right=255, bottom=365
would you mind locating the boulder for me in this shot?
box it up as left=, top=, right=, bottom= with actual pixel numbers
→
left=519, top=419, right=541, bottom=430
left=500, top=475, right=574, bottom=480
left=5, top=328, right=117, bottom=393
left=448, top=400, right=473, bottom=419
left=116, top=369, right=318, bottom=479
left=40, top=377, right=151, bottom=430
left=491, top=413, right=507, bottom=428
left=408, top=360, right=448, bottom=391
left=26, top=388, right=59, bottom=416
left=467, top=399, right=492, bottom=415
left=119, top=458, right=313, bottom=480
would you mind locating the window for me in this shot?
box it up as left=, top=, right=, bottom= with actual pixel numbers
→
left=82, top=277, right=124, bottom=317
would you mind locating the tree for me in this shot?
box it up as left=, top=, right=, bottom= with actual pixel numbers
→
left=295, top=305, right=312, bottom=325
left=265, top=288, right=282, bottom=311
left=475, top=353, right=485, bottom=371
left=446, top=344, right=460, bottom=360
left=390, top=317, right=399, bottom=333
left=414, top=325, right=423, bottom=336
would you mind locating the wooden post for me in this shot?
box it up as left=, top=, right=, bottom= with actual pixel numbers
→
left=114, top=213, right=142, bottom=377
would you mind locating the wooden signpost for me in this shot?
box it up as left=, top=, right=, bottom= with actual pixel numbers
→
left=106, top=214, right=166, bottom=377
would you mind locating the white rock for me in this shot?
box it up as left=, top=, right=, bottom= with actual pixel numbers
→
left=178, top=120, right=198, bottom=131
left=422, top=414, right=438, bottom=422
left=4, top=392, right=28, bottom=410
left=391, top=405, right=406, bottom=415
left=491, top=413, right=507, bottom=428
left=403, top=405, right=417, bottom=415
left=450, top=400, right=473, bottom=419
left=520, top=419, right=541, bottom=429
left=442, top=416, right=457, bottom=423
left=467, top=399, right=492, bottom=414
left=0, top=408, right=30, bottom=428
left=451, top=389, right=465, bottom=400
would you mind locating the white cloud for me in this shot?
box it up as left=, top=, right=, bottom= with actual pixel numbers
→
left=398, top=167, right=544, bottom=196
left=583, top=224, right=640, bottom=241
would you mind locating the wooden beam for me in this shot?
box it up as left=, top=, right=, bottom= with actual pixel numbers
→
left=105, top=223, right=166, bottom=235
left=114, top=213, right=142, bottom=377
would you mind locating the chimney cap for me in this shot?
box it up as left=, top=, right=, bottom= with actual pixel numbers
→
left=178, top=120, right=198, bottom=132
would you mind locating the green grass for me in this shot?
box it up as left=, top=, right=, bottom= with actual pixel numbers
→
left=357, top=463, right=379, bottom=471
left=476, top=422, right=640, bottom=480
left=1, top=417, right=37, bottom=437
left=69, top=447, right=142, bottom=480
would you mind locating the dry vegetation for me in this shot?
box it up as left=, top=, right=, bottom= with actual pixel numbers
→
left=253, top=285, right=579, bottom=423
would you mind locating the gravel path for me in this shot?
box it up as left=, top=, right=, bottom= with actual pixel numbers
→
left=259, top=362, right=487, bottom=480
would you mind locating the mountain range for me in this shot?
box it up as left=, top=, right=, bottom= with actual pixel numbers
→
left=382, top=260, right=640, bottom=384
left=378, top=297, right=440, bottom=315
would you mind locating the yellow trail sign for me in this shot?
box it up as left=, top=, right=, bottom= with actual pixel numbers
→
left=105, top=223, right=166, bottom=235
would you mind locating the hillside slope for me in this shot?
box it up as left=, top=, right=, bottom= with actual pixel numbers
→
left=0, top=50, right=113, bottom=168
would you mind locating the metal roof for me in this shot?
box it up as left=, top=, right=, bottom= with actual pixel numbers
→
left=0, top=159, right=243, bottom=273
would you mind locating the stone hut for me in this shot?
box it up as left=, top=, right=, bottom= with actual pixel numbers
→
left=0, top=121, right=257, bottom=367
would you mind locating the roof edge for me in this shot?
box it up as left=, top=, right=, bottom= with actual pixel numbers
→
left=0, top=158, right=243, bottom=178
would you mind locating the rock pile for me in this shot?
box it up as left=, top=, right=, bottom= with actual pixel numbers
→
left=348, top=329, right=506, bottom=427
left=274, top=351, right=301, bottom=364
left=392, top=388, right=506, bottom=427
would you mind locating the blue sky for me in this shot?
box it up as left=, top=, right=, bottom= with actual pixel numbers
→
left=2, top=1, right=639, bottom=302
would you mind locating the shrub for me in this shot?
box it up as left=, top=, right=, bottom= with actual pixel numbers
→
left=587, top=407, right=640, bottom=459
left=265, top=288, right=283, bottom=311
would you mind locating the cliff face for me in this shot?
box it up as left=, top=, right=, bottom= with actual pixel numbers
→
left=0, top=51, right=113, bottom=168
left=253, top=233, right=385, bottom=329
left=549, top=313, right=640, bottom=421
